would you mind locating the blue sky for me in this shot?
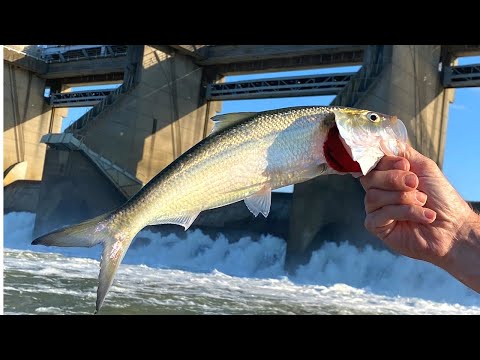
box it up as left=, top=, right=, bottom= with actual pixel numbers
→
left=442, top=56, right=480, bottom=201
left=61, top=57, right=480, bottom=201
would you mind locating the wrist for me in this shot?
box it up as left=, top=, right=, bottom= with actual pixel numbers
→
left=438, top=210, right=480, bottom=292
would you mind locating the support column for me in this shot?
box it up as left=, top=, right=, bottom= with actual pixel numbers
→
left=287, top=45, right=453, bottom=269
left=4, top=61, right=65, bottom=214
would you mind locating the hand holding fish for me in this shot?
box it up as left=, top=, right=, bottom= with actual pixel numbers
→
left=360, top=144, right=480, bottom=293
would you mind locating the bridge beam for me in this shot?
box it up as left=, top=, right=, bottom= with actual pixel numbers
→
left=3, top=46, right=48, bottom=74
left=443, top=63, right=480, bottom=88
left=445, top=45, right=480, bottom=57
left=198, top=45, right=365, bottom=75
left=167, top=45, right=207, bottom=59
left=49, top=89, right=116, bottom=108
left=45, top=72, right=124, bottom=88
left=42, top=56, right=128, bottom=79
left=206, top=72, right=356, bottom=100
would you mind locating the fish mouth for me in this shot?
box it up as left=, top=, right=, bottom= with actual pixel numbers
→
left=333, top=113, right=409, bottom=175
left=378, top=118, right=408, bottom=157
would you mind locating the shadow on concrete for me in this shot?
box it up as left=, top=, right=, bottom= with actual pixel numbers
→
left=33, top=150, right=127, bottom=237
left=70, top=45, right=211, bottom=182
left=4, top=60, right=51, bottom=133
left=4, top=180, right=42, bottom=213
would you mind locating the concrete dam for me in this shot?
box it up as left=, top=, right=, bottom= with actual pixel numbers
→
left=4, top=44, right=480, bottom=268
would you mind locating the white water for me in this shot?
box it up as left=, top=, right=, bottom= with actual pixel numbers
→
left=4, top=212, right=480, bottom=314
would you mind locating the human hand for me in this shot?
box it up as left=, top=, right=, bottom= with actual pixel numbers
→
left=360, top=144, right=480, bottom=292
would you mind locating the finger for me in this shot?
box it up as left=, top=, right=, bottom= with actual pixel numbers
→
left=374, top=156, right=410, bottom=172
left=403, top=144, right=439, bottom=177
left=365, top=189, right=427, bottom=213
left=360, top=170, right=419, bottom=192
left=364, top=204, right=437, bottom=232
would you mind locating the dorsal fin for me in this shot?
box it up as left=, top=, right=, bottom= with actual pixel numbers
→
left=210, top=112, right=257, bottom=134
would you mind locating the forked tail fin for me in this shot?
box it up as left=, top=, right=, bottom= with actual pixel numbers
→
left=31, top=212, right=137, bottom=313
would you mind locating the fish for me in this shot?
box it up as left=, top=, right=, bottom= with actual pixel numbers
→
left=31, top=106, right=408, bottom=313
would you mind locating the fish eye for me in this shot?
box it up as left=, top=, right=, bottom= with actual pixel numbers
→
left=367, top=112, right=380, bottom=122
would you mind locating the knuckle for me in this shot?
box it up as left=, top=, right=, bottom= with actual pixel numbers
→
left=378, top=156, right=393, bottom=169
left=398, top=191, right=410, bottom=203
left=387, top=172, right=401, bottom=187
left=405, top=205, right=417, bottom=217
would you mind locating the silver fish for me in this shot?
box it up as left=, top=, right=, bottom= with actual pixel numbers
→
left=32, top=106, right=408, bottom=312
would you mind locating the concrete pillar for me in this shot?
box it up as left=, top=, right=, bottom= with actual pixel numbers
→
left=287, top=45, right=453, bottom=269
left=4, top=61, right=66, bottom=215
left=3, top=62, right=65, bottom=182
left=354, top=45, right=452, bottom=166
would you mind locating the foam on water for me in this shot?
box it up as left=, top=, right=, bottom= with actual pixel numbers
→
left=4, top=212, right=480, bottom=314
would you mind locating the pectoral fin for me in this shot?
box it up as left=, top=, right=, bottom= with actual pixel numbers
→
left=296, top=164, right=328, bottom=181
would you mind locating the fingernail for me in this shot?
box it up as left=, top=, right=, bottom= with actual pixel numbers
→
left=394, top=159, right=407, bottom=170
left=415, top=191, right=427, bottom=204
left=424, top=209, right=436, bottom=221
left=404, top=174, right=417, bottom=188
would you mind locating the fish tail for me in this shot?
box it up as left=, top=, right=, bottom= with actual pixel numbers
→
left=31, top=211, right=138, bottom=313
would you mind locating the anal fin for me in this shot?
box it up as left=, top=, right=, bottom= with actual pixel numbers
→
left=244, top=186, right=271, bottom=218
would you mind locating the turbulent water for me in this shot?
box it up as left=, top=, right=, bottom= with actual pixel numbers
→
left=4, top=212, right=480, bottom=315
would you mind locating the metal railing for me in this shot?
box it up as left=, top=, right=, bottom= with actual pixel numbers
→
left=207, top=72, right=356, bottom=100
left=443, top=63, right=480, bottom=88
left=49, top=89, right=116, bottom=107
left=40, top=45, right=128, bottom=63
left=65, top=72, right=136, bottom=132
left=4, top=45, right=128, bottom=64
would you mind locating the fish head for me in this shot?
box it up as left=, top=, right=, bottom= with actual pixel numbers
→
left=332, top=108, right=408, bottom=175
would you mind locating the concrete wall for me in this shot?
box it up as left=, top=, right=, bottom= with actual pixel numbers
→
left=33, top=149, right=126, bottom=237
left=4, top=180, right=41, bottom=213
left=287, top=45, right=452, bottom=269
left=4, top=62, right=65, bottom=182
left=74, top=45, right=218, bottom=184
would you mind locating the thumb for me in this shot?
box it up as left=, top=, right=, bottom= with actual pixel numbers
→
left=403, top=144, right=439, bottom=177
